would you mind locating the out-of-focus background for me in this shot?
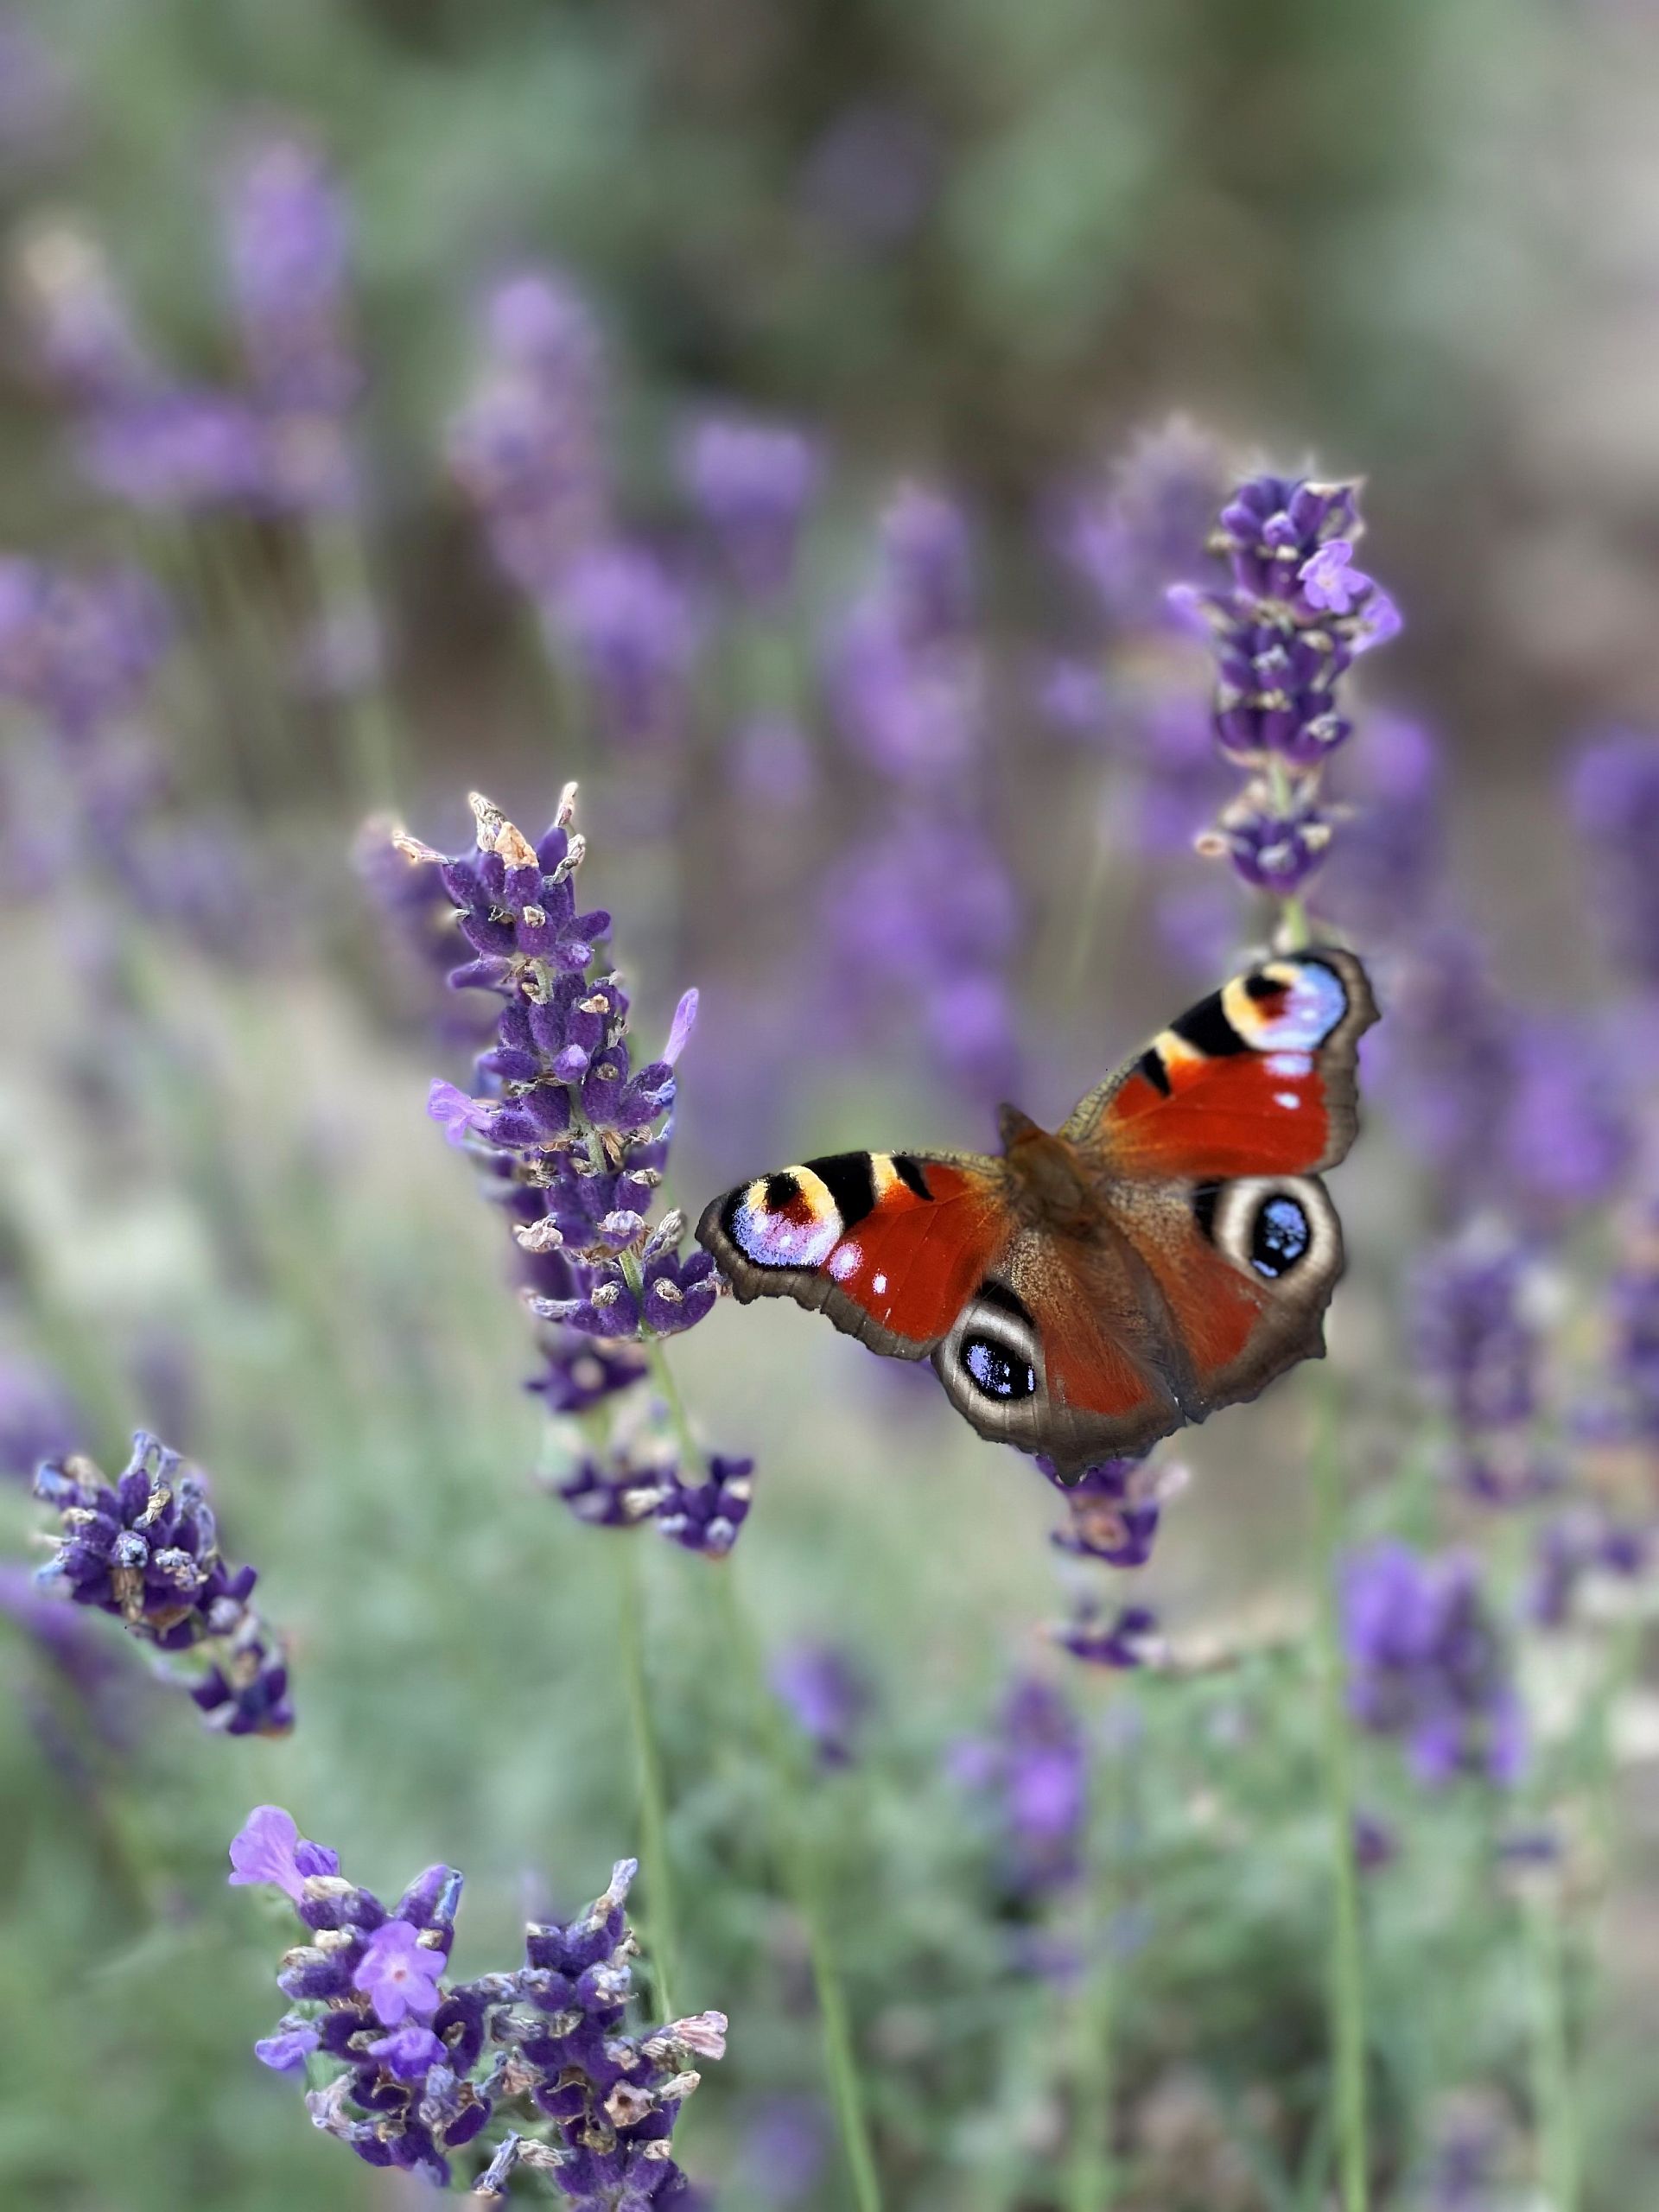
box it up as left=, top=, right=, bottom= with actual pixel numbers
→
left=2, top=3, right=1658, bottom=2207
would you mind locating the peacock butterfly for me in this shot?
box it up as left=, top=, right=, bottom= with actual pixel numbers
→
left=696, top=949, right=1378, bottom=1482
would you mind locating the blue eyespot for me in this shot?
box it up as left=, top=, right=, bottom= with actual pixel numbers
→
left=963, top=1335, right=1036, bottom=1401
left=1251, top=1195, right=1311, bottom=1278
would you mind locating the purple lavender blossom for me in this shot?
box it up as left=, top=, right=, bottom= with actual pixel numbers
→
left=771, top=1643, right=871, bottom=1765
left=355, top=1919, right=446, bottom=2024
left=33, top=1433, right=293, bottom=1736
left=1569, top=728, right=1659, bottom=989
left=680, top=416, right=822, bottom=602
left=653, top=1455, right=754, bottom=1556
left=950, top=1676, right=1086, bottom=1897
left=235, top=1828, right=724, bottom=2193
left=1342, top=1541, right=1525, bottom=1788
left=1040, top=1454, right=1184, bottom=1570
left=229, top=1804, right=340, bottom=1901
left=1179, top=470, right=1399, bottom=906
left=405, top=788, right=755, bottom=1548
left=448, top=270, right=608, bottom=594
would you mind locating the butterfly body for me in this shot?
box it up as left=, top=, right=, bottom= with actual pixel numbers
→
left=697, top=950, right=1377, bottom=1482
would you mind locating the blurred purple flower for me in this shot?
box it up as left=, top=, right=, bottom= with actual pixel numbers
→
left=1527, top=1507, right=1647, bottom=1629
left=1053, top=416, right=1229, bottom=636
left=224, top=132, right=357, bottom=416
left=1569, top=727, right=1659, bottom=990
left=827, top=485, right=982, bottom=780
left=77, top=389, right=268, bottom=512
left=1342, top=1541, right=1525, bottom=1789
left=0, top=559, right=169, bottom=738
left=551, top=543, right=700, bottom=749
left=0, top=1351, right=82, bottom=1480
left=1409, top=1228, right=1541, bottom=1433
left=733, top=2094, right=831, bottom=2205
left=681, top=416, right=822, bottom=602
left=1322, top=714, right=1444, bottom=942
left=951, top=1675, right=1086, bottom=1897
left=1053, top=1601, right=1161, bottom=1670
left=821, top=809, right=1020, bottom=1100
left=1500, top=1017, right=1633, bottom=1220
left=448, top=268, right=608, bottom=594
left=772, top=1643, right=870, bottom=1765
left=13, top=219, right=152, bottom=409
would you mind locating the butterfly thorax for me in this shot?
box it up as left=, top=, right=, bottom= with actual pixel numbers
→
left=996, top=1108, right=1102, bottom=1236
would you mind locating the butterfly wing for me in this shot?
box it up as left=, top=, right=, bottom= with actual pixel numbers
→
left=1063, top=946, right=1376, bottom=1176
left=928, top=1225, right=1187, bottom=1472
left=696, top=1149, right=1013, bottom=1359
left=1044, top=947, right=1378, bottom=1464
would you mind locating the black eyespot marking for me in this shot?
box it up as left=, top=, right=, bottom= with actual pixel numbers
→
left=974, top=1279, right=1033, bottom=1324
left=1244, top=971, right=1287, bottom=1002
left=1171, top=991, right=1249, bottom=1058
left=892, top=1154, right=933, bottom=1200
left=762, top=1171, right=799, bottom=1212
left=802, top=1152, right=878, bottom=1230
left=1192, top=1182, right=1221, bottom=1242
left=961, top=1335, right=1036, bottom=1401
left=1250, top=1194, right=1311, bottom=1278
left=1135, top=1046, right=1173, bottom=1097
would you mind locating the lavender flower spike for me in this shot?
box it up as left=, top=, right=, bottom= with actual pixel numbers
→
left=1179, top=469, right=1400, bottom=910
left=233, top=1818, right=726, bottom=2193
left=34, top=1432, right=293, bottom=1736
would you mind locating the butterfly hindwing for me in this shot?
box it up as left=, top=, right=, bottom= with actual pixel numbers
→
left=696, top=1149, right=1010, bottom=1359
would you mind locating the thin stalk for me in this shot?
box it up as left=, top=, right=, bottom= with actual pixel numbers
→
left=1065, top=1681, right=1125, bottom=2211
left=1310, top=1367, right=1369, bottom=2212
left=613, top=1248, right=705, bottom=1482
left=613, top=1536, right=677, bottom=2021
left=714, top=1568, right=884, bottom=2212
left=304, top=511, right=401, bottom=810
left=1526, top=1891, right=1579, bottom=2212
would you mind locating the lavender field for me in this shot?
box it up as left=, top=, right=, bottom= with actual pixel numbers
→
left=2, top=5, right=1658, bottom=2209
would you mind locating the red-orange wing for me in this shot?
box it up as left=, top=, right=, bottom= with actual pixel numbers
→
left=696, top=1149, right=1010, bottom=1357
left=1065, top=949, right=1377, bottom=1180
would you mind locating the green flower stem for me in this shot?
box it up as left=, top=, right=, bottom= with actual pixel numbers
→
left=303, top=511, right=402, bottom=810
left=714, top=1567, right=884, bottom=2212
left=613, top=1535, right=678, bottom=2022
left=613, top=1249, right=705, bottom=1483
left=1526, top=1889, right=1579, bottom=2212
left=1310, top=1366, right=1369, bottom=2212
left=1065, top=1703, right=1120, bottom=2212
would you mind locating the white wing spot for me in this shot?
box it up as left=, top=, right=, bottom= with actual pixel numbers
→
left=872, top=1271, right=887, bottom=1294
left=1274, top=1090, right=1301, bottom=1109
left=828, top=1242, right=863, bottom=1281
